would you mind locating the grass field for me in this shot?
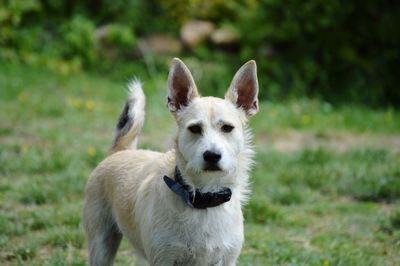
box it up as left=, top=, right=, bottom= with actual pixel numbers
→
left=1, top=62, right=400, bottom=265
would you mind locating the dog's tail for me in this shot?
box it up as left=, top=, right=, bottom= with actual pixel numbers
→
left=109, top=79, right=145, bottom=154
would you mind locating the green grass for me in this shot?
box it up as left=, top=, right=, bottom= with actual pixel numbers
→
left=1, top=62, right=399, bottom=265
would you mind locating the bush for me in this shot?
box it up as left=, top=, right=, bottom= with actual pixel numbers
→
left=1, top=0, right=399, bottom=105
left=237, top=0, right=400, bottom=105
left=61, top=16, right=97, bottom=65
left=0, top=0, right=138, bottom=70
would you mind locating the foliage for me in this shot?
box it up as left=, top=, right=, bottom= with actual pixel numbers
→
left=0, top=0, right=399, bottom=105
left=61, top=16, right=97, bottom=65
left=238, top=0, right=400, bottom=105
left=0, top=0, right=137, bottom=71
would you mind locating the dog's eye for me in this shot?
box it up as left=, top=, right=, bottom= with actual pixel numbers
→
left=188, top=125, right=202, bottom=134
left=221, top=124, right=234, bottom=133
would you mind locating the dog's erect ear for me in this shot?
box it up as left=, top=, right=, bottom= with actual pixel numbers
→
left=167, top=58, right=199, bottom=112
left=225, top=60, right=259, bottom=117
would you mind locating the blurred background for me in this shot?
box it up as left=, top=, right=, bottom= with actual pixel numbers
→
left=1, top=0, right=400, bottom=265
left=1, top=0, right=400, bottom=105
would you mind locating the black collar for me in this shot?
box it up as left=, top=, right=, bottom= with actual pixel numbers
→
left=163, top=167, right=232, bottom=209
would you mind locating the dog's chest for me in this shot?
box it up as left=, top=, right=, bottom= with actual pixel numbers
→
left=148, top=204, right=244, bottom=265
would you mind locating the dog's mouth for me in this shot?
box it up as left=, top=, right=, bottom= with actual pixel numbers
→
left=204, top=164, right=222, bottom=172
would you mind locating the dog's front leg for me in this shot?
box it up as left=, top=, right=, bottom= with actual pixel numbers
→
left=220, top=247, right=241, bottom=266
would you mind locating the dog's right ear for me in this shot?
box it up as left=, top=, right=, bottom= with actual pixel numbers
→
left=167, top=58, right=199, bottom=112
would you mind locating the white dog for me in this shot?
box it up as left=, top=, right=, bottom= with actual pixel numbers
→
left=83, top=58, right=259, bottom=265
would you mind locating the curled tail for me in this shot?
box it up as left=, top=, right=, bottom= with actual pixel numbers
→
left=110, top=79, right=145, bottom=154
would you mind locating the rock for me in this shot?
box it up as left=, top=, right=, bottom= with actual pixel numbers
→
left=138, top=34, right=182, bottom=55
left=180, top=20, right=215, bottom=48
left=210, top=27, right=239, bottom=46
left=95, top=25, right=110, bottom=41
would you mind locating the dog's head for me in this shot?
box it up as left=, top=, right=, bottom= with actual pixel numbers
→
left=167, top=58, right=258, bottom=188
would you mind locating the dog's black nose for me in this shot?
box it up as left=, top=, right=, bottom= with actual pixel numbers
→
left=203, top=150, right=222, bottom=163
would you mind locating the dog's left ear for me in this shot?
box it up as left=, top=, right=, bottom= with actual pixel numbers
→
left=225, top=60, right=259, bottom=117
left=167, top=58, right=199, bottom=112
